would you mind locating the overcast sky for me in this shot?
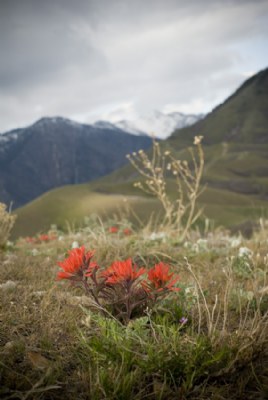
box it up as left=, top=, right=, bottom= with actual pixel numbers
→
left=0, top=0, right=268, bottom=132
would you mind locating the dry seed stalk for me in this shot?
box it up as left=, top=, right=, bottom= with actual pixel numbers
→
left=127, top=136, right=204, bottom=240
left=0, top=202, right=16, bottom=248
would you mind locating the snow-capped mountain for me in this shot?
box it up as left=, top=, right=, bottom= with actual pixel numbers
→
left=0, top=116, right=153, bottom=207
left=112, top=111, right=204, bottom=139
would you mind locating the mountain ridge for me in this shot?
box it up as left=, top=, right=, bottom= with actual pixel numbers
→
left=169, top=67, right=268, bottom=145
left=0, top=117, right=153, bottom=208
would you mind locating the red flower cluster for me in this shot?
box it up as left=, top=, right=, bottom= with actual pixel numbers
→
left=103, top=258, right=145, bottom=285
left=25, top=237, right=37, bottom=244
left=109, top=226, right=118, bottom=234
left=108, top=226, right=132, bottom=235
left=39, top=234, right=56, bottom=242
left=57, top=246, right=97, bottom=280
left=25, top=234, right=57, bottom=244
left=56, top=246, right=180, bottom=323
left=146, top=262, right=180, bottom=292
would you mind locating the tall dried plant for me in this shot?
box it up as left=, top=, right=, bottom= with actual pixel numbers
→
left=127, top=136, right=205, bottom=240
left=0, top=202, right=16, bottom=248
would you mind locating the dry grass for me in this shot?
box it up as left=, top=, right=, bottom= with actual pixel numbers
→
left=1, top=220, right=268, bottom=399
left=0, top=203, right=16, bottom=248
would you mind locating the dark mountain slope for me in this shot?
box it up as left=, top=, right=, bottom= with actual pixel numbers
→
left=0, top=117, right=152, bottom=207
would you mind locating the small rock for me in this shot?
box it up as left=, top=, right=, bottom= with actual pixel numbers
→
left=4, top=341, right=16, bottom=351
left=27, top=351, right=51, bottom=370
left=0, top=280, right=17, bottom=291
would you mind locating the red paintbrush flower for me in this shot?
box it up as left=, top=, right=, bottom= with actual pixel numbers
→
left=38, top=234, right=57, bottom=242
left=145, top=262, right=180, bottom=292
left=57, top=246, right=95, bottom=280
left=39, top=234, right=50, bottom=242
left=84, top=261, right=100, bottom=277
left=123, top=228, right=132, bottom=235
left=103, top=258, right=146, bottom=285
left=25, top=237, right=37, bottom=244
left=109, top=226, right=118, bottom=234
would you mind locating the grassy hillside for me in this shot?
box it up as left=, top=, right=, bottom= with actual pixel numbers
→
left=12, top=185, right=160, bottom=239
left=12, top=178, right=268, bottom=238
left=169, top=67, right=268, bottom=146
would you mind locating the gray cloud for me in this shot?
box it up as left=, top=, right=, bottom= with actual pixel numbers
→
left=0, top=0, right=107, bottom=90
left=0, top=0, right=268, bottom=131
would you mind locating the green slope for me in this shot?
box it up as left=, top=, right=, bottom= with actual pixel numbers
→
left=169, top=67, right=268, bottom=146
left=12, top=177, right=268, bottom=238
left=12, top=184, right=160, bottom=238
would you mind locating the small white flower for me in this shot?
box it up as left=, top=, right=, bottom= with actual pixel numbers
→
left=192, top=243, right=199, bottom=252
left=194, top=135, right=203, bottom=145
left=81, top=315, right=91, bottom=328
left=230, top=237, right=241, bottom=248
left=183, top=241, right=192, bottom=249
left=238, top=247, right=253, bottom=258
left=197, top=238, right=208, bottom=250
left=148, top=232, right=167, bottom=241
left=72, top=241, right=79, bottom=249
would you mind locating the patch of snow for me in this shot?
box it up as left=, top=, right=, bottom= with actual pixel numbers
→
left=114, top=110, right=203, bottom=139
left=93, top=121, right=119, bottom=130
left=0, top=132, right=19, bottom=144
left=34, top=116, right=83, bottom=129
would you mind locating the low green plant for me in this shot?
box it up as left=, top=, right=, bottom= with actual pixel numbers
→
left=231, top=255, right=253, bottom=278
left=77, top=309, right=234, bottom=399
